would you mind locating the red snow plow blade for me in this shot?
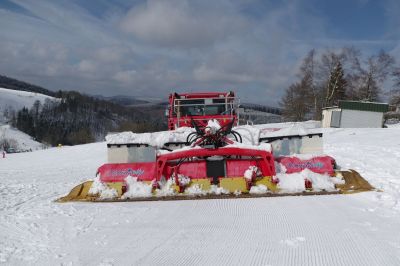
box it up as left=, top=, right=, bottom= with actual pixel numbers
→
left=57, top=169, right=373, bottom=202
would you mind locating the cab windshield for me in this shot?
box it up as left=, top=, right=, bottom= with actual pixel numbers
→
left=179, top=99, right=230, bottom=116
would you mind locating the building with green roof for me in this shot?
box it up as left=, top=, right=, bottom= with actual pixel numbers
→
left=322, top=101, right=389, bottom=128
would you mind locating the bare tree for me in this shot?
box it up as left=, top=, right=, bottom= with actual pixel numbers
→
left=280, top=76, right=313, bottom=121
left=299, top=49, right=319, bottom=119
left=391, top=67, right=400, bottom=105
left=352, top=50, right=395, bottom=101
left=280, top=47, right=395, bottom=122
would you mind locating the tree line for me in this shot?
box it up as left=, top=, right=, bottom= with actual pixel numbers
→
left=11, top=91, right=166, bottom=146
left=0, top=75, right=56, bottom=97
left=280, top=47, right=400, bottom=121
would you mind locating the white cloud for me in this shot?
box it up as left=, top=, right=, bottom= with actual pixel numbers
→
left=113, top=69, right=137, bottom=84
left=78, top=60, right=97, bottom=73
left=0, top=0, right=397, bottom=104
left=95, top=47, right=127, bottom=63
left=120, top=0, right=247, bottom=48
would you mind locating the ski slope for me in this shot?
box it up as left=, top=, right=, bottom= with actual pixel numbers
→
left=0, top=87, right=58, bottom=123
left=0, top=124, right=45, bottom=152
left=0, top=87, right=56, bottom=111
left=1, top=127, right=400, bottom=265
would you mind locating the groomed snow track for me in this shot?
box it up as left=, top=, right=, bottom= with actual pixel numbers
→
left=1, top=128, right=400, bottom=265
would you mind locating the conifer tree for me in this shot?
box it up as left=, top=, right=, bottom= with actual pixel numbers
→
left=325, top=61, right=347, bottom=106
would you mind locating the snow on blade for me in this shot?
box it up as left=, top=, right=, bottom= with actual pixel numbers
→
left=331, top=172, right=345, bottom=185
left=209, top=185, right=229, bottom=195
left=302, top=169, right=335, bottom=191
left=249, top=184, right=268, bottom=194
left=176, top=174, right=191, bottom=186
left=88, top=176, right=118, bottom=200
left=121, top=176, right=153, bottom=199
left=99, top=187, right=118, bottom=200
left=155, top=178, right=177, bottom=197
left=276, top=169, right=338, bottom=192
left=276, top=172, right=306, bottom=192
left=185, top=184, right=208, bottom=196
left=244, top=166, right=258, bottom=181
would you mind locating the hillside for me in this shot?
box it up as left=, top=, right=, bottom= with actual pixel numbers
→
left=93, top=94, right=149, bottom=106
left=0, top=76, right=166, bottom=147
left=0, top=87, right=58, bottom=123
left=0, top=124, right=45, bottom=152
left=0, top=75, right=56, bottom=97
left=1, top=125, right=399, bottom=265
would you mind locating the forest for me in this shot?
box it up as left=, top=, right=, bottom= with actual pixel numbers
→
left=9, top=90, right=165, bottom=146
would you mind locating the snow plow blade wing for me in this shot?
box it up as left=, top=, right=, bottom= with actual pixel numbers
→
left=56, top=181, right=94, bottom=202
left=56, top=170, right=375, bottom=203
left=336, top=170, right=375, bottom=193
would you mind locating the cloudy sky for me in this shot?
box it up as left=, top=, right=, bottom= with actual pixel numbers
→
left=0, top=0, right=399, bottom=105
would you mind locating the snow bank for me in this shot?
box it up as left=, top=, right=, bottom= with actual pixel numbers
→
left=385, top=122, right=400, bottom=128
left=121, top=176, right=153, bottom=199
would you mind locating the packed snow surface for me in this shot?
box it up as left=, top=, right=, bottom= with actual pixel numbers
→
left=1, top=126, right=400, bottom=265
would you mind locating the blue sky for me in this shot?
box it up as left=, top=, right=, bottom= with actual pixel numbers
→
left=0, top=0, right=398, bottom=105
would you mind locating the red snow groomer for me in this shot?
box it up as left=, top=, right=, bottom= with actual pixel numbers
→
left=166, top=91, right=238, bottom=130
left=58, top=93, right=374, bottom=203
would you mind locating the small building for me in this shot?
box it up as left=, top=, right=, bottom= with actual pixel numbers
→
left=322, top=101, right=389, bottom=128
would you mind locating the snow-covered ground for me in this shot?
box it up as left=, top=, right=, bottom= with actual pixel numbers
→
left=0, top=88, right=56, bottom=151
left=1, top=127, right=400, bottom=265
left=0, top=124, right=45, bottom=152
left=0, top=87, right=58, bottom=123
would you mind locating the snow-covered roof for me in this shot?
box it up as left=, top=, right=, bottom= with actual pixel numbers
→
left=106, top=127, right=195, bottom=147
